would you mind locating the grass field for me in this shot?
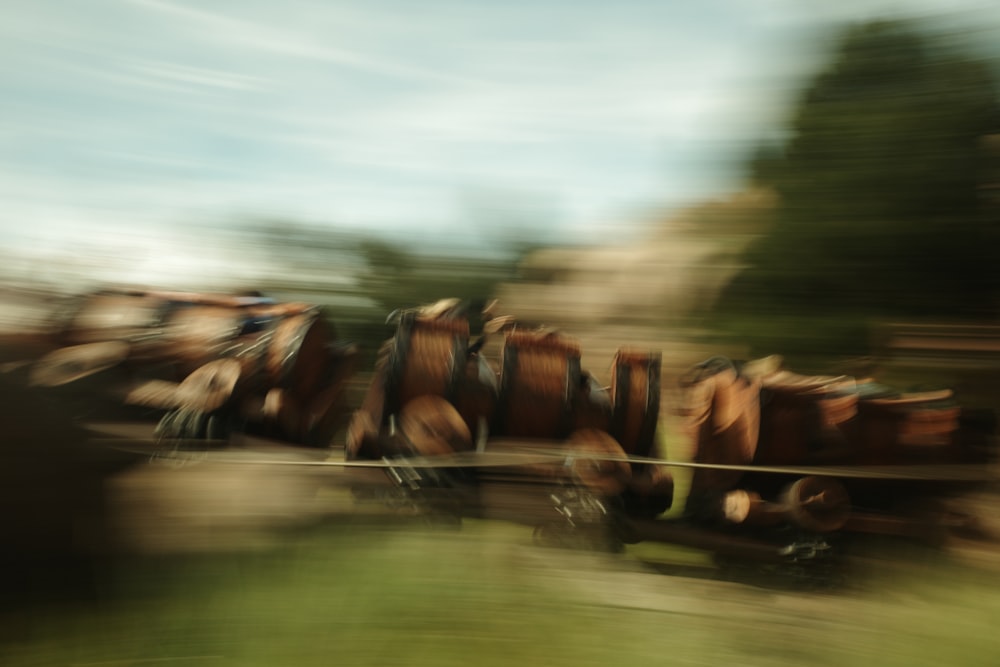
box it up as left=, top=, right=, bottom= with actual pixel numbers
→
left=3, top=317, right=1000, bottom=667
left=3, top=518, right=1000, bottom=667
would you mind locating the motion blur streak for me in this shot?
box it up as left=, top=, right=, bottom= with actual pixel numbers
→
left=2, top=4, right=1000, bottom=667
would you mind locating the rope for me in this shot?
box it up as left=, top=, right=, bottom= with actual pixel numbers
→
left=92, top=438, right=1000, bottom=481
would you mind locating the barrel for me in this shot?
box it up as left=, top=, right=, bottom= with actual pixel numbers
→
left=857, top=390, right=960, bottom=464
left=384, top=313, right=469, bottom=419
left=496, top=330, right=581, bottom=439
left=609, top=348, right=661, bottom=457
left=755, top=373, right=858, bottom=466
left=263, top=310, right=334, bottom=400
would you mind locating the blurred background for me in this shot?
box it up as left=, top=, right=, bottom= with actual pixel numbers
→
left=3, top=1, right=1000, bottom=666
left=2, top=1, right=998, bottom=375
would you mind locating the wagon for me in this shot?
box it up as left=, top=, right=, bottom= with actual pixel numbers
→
left=344, top=300, right=672, bottom=539
left=345, top=299, right=998, bottom=574
left=30, top=288, right=359, bottom=446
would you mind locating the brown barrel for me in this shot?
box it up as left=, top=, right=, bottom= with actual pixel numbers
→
left=264, top=310, right=333, bottom=400
left=224, top=310, right=341, bottom=442
left=610, top=348, right=661, bottom=457
left=384, top=313, right=469, bottom=417
left=857, top=391, right=960, bottom=464
left=497, top=330, right=581, bottom=439
left=755, top=374, right=858, bottom=466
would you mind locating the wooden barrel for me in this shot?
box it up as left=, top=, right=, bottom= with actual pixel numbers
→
left=242, top=310, right=356, bottom=443
left=857, top=390, right=960, bottom=464
left=610, top=348, right=661, bottom=457
left=755, top=373, right=858, bottom=466
left=263, top=310, right=333, bottom=400
left=384, top=313, right=469, bottom=419
left=497, top=330, right=581, bottom=439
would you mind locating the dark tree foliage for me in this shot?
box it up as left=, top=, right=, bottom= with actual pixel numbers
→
left=719, top=20, right=999, bottom=353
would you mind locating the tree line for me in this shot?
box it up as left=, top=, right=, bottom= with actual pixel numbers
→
left=712, top=19, right=999, bottom=358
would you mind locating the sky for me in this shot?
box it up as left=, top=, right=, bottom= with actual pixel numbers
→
left=1, top=0, right=997, bottom=287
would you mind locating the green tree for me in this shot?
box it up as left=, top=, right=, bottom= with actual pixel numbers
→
left=356, top=238, right=520, bottom=318
left=717, top=20, right=1000, bottom=357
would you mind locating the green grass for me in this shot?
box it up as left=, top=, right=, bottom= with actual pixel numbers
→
left=4, top=520, right=1000, bottom=667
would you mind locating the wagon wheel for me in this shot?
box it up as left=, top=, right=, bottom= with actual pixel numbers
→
left=564, top=429, right=632, bottom=496
left=398, top=395, right=473, bottom=458
left=610, top=349, right=661, bottom=457
left=175, top=359, right=242, bottom=413
left=781, top=476, right=851, bottom=533
left=148, top=360, right=241, bottom=444
left=620, top=464, right=674, bottom=520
